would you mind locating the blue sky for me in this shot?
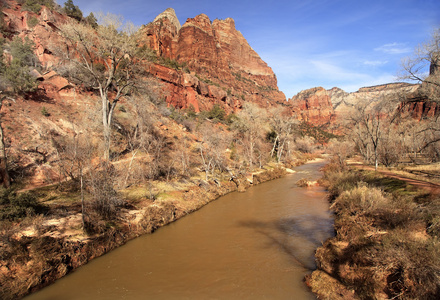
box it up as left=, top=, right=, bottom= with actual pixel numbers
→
left=58, top=0, right=440, bottom=97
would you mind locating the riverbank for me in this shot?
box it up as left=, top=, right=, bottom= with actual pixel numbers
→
left=1, top=164, right=289, bottom=300
left=306, top=163, right=440, bottom=299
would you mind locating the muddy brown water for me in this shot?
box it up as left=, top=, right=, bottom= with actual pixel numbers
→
left=25, top=161, right=333, bottom=300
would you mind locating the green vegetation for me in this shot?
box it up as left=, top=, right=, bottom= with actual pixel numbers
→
left=195, top=74, right=220, bottom=87
left=84, top=12, right=98, bottom=29
left=19, top=0, right=55, bottom=13
left=0, top=188, right=47, bottom=221
left=40, top=106, right=50, bottom=116
left=233, top=72, right=252, bottom=84
left=63, top=0, right=83, bottom=21
left=200, top=104, right=226, bottom=121
left=314, top=163, right=440, bottom=299
left=0, top=37, right=39, bottom=93
left=0, top=3, right=8, bottom=36
left=27, top=16, right=39, bottom=28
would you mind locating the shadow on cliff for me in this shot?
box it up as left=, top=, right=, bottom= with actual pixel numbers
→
left=237, top=215, right=334, bottom=270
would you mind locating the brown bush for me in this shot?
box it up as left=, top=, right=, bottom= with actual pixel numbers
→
left=313, top=166, right=440, bottom=299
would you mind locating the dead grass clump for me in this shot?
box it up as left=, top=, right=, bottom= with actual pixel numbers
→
left=320, top=167, right=364, bottom=200
left=379, top=234, right=440, bottom=299
left=305, top=270, right=357, bottom=300
left=331, top=185, right=388, bottom=216
left=139, top=202, right=178, bottom=233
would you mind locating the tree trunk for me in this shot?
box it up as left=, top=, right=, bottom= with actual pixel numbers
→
left=374, top=147, right=378, bottom=171
left=80, top=166, right=85, bottom=229
left=103, top=124, right=111, bottom=161
left=0, top=99, right=10, bottom=188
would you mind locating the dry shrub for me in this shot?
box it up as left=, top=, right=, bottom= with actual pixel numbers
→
left=321, top=167, right=364, bottom=200
left=87, top=164, right=124, bottom=220
left=421, top=195, right=440, bottom=237
left=294, top=136, right=316, bottom=153
left=312, top=159, right=440, bottom=299
left=372, top=194, right=418, bottom=229
left=379, top=233, right=440, bottom=299
left=331, top=185, right=388, bottom=216
left=139, top=202, right=177, bottom=233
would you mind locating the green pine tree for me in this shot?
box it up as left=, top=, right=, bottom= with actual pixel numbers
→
left=64, top=0, right=83, bottom=21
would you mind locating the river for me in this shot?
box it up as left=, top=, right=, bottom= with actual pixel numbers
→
left=25, top=160, right=333, bottom=300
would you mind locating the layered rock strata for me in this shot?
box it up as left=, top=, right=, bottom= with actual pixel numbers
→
left=141, top=9, right=286, bottom=111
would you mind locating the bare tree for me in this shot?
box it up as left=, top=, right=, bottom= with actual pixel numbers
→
left=232, top=103, right=268, bottom=170
left=327, top=138, right=354, bottom=167
left=51, top=129, right=93, bottom=229
left=268, top=107, right=297, bottom=163
left=57, top=13, right=140, bottom=161
left=400, top=27, right=440, bottom=102
left=197, top=123, right=231, bottom=180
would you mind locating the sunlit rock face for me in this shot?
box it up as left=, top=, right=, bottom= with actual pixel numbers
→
left=140, top=9, right=286, bottom=112
left=288, top=87, right=335, bottom=126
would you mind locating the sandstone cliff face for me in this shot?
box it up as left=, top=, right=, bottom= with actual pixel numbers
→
left=399, top=100, right=439, bottom=119
left=287, top=83, right=424, bottom=128
left=2, top=0, right=68, bottom=70
left=141, top=9, right=286, bottom=112
left=141, top=8, right=180, bottom=59
left=330, top=83, right=419, bottom=115
left=288, top=87, right=335, bottom=126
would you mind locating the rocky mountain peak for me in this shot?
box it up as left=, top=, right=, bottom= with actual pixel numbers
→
left=153, top=8, right=181, bottom=31
left=181, top=13, right=213, bottom=33
left=141, top=8, right=286, bottom=111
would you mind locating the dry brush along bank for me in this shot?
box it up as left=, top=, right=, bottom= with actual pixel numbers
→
left=306, top=163, right=440, bottom=299
left=0, top=165, right=287, bottom=300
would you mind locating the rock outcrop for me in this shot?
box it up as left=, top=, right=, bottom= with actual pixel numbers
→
left=2, top=0, right=68, bottom=70
left=329, top=83, right=419, bottom=115
left=288, top=87, right=335, bottom=126
left=140, top=9, right=286, bottom=112
left=287, top=82, right=426, bottom=128
left=141, top=8, right=180, bottom=59
left=399, top=100, right=439, bottom=120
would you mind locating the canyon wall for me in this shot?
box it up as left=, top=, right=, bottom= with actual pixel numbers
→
left=140, top=8, right=286, bottom=112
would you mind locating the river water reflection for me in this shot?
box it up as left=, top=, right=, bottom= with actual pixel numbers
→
left=26, top=160, right=333, bottom=300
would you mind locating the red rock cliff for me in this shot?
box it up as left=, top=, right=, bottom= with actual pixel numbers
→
left=140, top=9, right=286, bottom=112
left=288, top=87, right=335, bottom=126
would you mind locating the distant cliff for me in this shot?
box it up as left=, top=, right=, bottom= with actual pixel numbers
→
left=287, top=82, right=429, bottom=127
left=288, top=87, right=335, bottom=126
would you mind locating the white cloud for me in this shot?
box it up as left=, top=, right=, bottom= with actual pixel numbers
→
left=310, top=60, right=368, bottom=81
left=364, top=60, right=388, bottom=66
left=374, top=42, right=411, bottom=54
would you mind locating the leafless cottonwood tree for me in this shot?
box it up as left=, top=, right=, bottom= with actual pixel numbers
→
left=400, top=27, right=440, bottom=102
left=399, top=27, right=440, bottom=160
left=327, top=138, right=354, bottom=167
left=57, top=13, right=141, bottom=161
left=232, top=103, right=268, bottom=170
left=51, top=129, right=94, bottom=229
left=348, top=99, right=396, bottom=170
left=268, top=106, right=297, bottom=163
left=197, top=123, right=231, bottom=180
